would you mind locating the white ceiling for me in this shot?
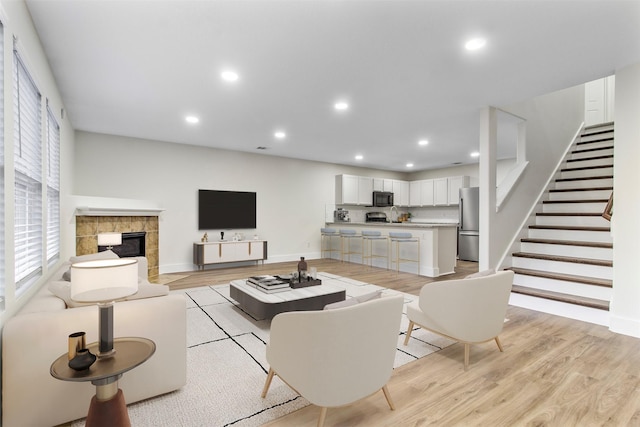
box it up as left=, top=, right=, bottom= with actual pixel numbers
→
left=24, top=0, right=640, bottom=172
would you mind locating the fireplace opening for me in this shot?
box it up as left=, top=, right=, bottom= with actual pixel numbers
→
left=98, top=231, right=146, bottom=258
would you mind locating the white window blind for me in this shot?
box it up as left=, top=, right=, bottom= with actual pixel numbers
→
left=13, top=48, right=43, bottom=290
left=46, top=105, right=60, bottom=265
left=0, top=22, right=5, bottom=306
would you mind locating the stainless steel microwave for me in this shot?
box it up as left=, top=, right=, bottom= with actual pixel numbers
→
left=373, top=191, right=394, bottom=207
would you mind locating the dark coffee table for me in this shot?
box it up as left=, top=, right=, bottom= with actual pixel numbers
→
left=229, top=276, right=346, bottom=320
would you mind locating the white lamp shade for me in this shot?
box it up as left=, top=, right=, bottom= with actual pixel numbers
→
left=71, top=258, right=139, bottom=302
left=97, top=232, right=122, bottom=247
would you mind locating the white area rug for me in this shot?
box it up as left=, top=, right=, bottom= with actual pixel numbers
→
left=73, top=272, right=454, bottom=426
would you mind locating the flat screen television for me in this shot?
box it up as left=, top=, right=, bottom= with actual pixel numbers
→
left=198, top=189, right=257, bottom=230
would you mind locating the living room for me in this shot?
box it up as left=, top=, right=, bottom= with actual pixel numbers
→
left=1, top=0, right=640, bottom=426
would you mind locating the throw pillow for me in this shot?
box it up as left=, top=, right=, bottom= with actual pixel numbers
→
left=49, top=281, right=169, bottom=308
left=465, top=268, right=495, bottom=279
left=70, top=250, right=119, bottom=264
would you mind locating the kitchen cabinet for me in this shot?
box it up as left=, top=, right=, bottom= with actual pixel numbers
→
left=420, top=179, right=435, bottom=206
left=194, top=240, right=267, bottom=269
left=383, top=179, right=394, bottom=192
left=409, top=181, right=422, bottom=206
left=447, top=176, right=469, bottom=205
left=434, top=178, right=449, bottom=206
left=393, top=180, right=409, bottom=206
left=373, top=178, right=384, bottom=192
left=336, top=174, right=374, bottom=205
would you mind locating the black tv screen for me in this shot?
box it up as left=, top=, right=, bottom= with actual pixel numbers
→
left=198, top=190, right=257, bottom=230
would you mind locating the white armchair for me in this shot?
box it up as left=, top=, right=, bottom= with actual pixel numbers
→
left=403, top=270, right=514, bottom=370
left=261, top=294, right=404, bottom=427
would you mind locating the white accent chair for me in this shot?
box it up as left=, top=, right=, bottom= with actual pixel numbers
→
left=403, top=270, right=514, bottom=370
left=261, top=294, right=404, bottom=427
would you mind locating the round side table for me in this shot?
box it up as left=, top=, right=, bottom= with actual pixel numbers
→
left=50, top=337, right=155, bottom=427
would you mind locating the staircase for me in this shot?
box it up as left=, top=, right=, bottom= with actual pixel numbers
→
left=508, top=122, right=614, bottom=325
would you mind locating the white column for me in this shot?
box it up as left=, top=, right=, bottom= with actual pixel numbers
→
left=609, top=63, right=640, bottom=338
left=478, top=106, right=498, bottom=270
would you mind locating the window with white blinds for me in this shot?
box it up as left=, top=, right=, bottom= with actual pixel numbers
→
left=47, top=105, right=60, bottom=265
left=0, top=22, right=5, bottom=307
left=13, top=49, right=43, bottom=290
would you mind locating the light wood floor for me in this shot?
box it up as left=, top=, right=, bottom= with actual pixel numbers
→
left=161, top=260, right=640, bottom=426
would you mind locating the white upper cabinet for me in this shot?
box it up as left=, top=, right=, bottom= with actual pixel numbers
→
left=447, top=176, right=469, bottom=205
left=373, top=178, right=384, bottom=192
left=420, top=179, right=435, bottom=206
left=434, top=178, right=449, bottom=206
left=393, top=180, right=409, bottom=206
left=383, top=179, right=394, bottom=192
left=336, top=174, right=373, bottom=205
left=409, top=181, right=422, bottom=206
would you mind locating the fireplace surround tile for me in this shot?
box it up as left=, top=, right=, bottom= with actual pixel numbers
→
left=76, top=215, right=159, bottom=279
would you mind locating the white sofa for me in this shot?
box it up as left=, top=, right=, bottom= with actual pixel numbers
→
left=2, top=251, right=187, bottom=427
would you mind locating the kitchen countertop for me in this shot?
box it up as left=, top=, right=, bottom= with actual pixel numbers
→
left=326, top=221, right=458, bottom=228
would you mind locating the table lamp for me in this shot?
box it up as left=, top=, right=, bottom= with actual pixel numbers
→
left=71, top=258, right=138, bottom=357
left=97, top=232, right=122, bottom=250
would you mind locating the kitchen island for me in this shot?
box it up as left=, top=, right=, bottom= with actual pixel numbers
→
left=325, top=221, right=458, bottom=277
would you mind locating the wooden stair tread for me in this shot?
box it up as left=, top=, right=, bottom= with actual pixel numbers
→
left=549, top=186, right=612, bottom=193
left=512, top=252, right=613, bottom=267
left=536, top=212, right=604, bottom=217
left=542, top=199, right=608, bottom=204
left=530, top=225, right=610, bottom=232
left=576, top=137, right=614, bottom=145
left=583, top=121, right=614, bottom=130
left=511, top=285, right=610, bottom=310
left=556, top=175, right=613, bottom=183
left=508, top=267, right=612, bottom=288
left=520, top=238, right=612, bottom=249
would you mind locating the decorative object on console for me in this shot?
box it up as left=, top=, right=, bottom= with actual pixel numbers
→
left=68, top=348, right=97, bottom=371
left=97, top=233, right=122, bottom=251
left=71, top=258, right=139, bottom=358
left=220, top=231, right=224, bottom=241
left=201, top=232, right=208, bottom=243
left=68, top=331, right=87, bottom=360
left=297, top=257, right=308, bottom=281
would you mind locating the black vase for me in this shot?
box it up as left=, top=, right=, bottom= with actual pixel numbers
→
left=68, top=348, right=96, bottom=371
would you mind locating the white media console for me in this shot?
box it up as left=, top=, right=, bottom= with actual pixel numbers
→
left=193, top=240, right=268, bottom=270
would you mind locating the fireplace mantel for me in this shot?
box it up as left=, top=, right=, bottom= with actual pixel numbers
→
left=75, top=206, right=164, bottom=217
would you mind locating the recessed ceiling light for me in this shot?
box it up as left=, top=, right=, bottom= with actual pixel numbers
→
left=221, top=70, right=239, bottom=82
left=470, top=151, right=480, bottom=157
left=274, top=131, right=286, bottom=139
left=406, top=163, right=414, bottom=168
left=355, top=154, right=363, bottom=160
left=418, top=139, right=429, bottom=146
left=465, top=38, right=487, bottom=51
left=185, top=116, right=199, bottom=124
left=334, top=101, right=349, bottom=111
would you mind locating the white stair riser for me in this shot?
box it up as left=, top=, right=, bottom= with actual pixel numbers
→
left=529, top=228, right=612, bottom=243
left=575, top=141, right=614, bottom=151
left=511, top=257, right=612, bottom=279
left=520, top=242, right=612, bottom=260
left=535, top=215, right=610, bottom=228
left=566, top=158, right=613, bottom=169
left=555, top=177, right=613, bottom=189
left=509, top=293, right=610, bottom=326
left=560, top=167, right=613, bottom=180
left=549, top=190, right=612, bottom=201
left=513, top=274, right=612, bottom=300
left=579, top=131, right=614, bottom=141
left=542, top=201, right=607, bottom=213
left=570, top=148, right=613, bottom=160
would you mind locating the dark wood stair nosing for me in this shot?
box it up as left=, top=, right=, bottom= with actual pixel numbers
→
left=576, top=137, right=614, bottom=145
left=512, top=251, right=613, bottom=267
left=508, top=267, right=612, bottom=288
left=530, top=225, right=610, bottom=232
left=566, top=154, right=613, bottom=163
left=571, top=146, right=613, bottom=156
left=549, top=186, right=612, bottom=193
left=536, top=212, right=605, bottom=217
left=542, top=199, right=608, bottom=204
left=555, top=175, right=613, bottom=183
left=510, top=284, right=610, bottom=311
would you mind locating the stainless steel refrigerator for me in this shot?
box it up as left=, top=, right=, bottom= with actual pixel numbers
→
left=458, top=187, right=479, bottom=262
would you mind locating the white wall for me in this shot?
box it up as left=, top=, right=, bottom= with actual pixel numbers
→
left=610, top=63, right=640, bottom=337
left=73, top=131, right=405, bottom=273
left=482, top=85, right=585, bottom=269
